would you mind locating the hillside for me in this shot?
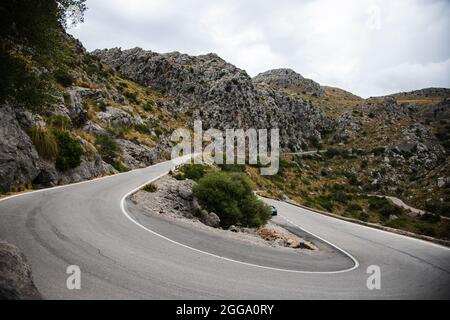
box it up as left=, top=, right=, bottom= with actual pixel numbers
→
left=1, top=20, right=448, bottom=239
left=0, top=34, right=190, bottom=193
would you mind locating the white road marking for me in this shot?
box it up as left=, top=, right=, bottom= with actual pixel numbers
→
left=119, top=167, right=360, bottom=274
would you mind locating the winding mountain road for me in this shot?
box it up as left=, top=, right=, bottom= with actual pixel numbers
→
left=0, top=159, right=449, bottom=299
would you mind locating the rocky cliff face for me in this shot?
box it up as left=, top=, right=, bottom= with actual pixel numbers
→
left=0, top=39, right=180, bottom=193
left=94, top=48, right=330, bottom=151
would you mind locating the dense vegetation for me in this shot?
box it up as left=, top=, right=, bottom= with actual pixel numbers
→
left=30, top=126, right=59, bottom=161
left=0, top=0, right=87, bottom=107
left=193, top=171, right=271, bottom=228
left=249, top=151, right=450, bottom=240
left=30, top=125, right=83, bottom=171
left=52, top=128, right=83, bottom=171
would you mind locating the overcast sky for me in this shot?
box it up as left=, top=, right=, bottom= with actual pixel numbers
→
left=68, top=0, right=450, bottom=98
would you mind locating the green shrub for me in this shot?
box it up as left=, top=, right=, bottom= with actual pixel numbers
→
left=347, top=203, right=363, bottom=212
left=154, top=126, right=164, bottom=137
left=30, top=126, right=58, bottom=161
left=371, top=147, right=385, bottom=156
left=368, top=197, right=402, bottom=218
left=142, top=101, right=154, bottom=112
left=193, top=172, right=271, bottom=228
left=420, top=213, right=441, bottom=223
left=112, top=160, right=130, bottom=173
left=98, top=100, right=107, bottom=112
left=52, top=129, right=83, bottom=171
left=134, top=124, right=150, bottom=134
left=325, top=148, right=341, bottom=159
left=0, top=51, right=54, bottom=110
left=85, top=64, right=99, bottom=76
left=344, top=172, right=359, bottom=186
left=123, top=90, right=139, bottom=104
left=425, top=201, right=450, bottom=217
left=416, top=224, right=436, bottom=237
left=48, top=115, right=72, bottom=130
left=315, top=195, right=334, bottom=212
left=219, top=164, right=246, bottom=173
left=332, top=191, right=349, bottom=204
left=142, top=183, right=157, bottom=193
left=181, top=164, right=208, bottom=181
left=95, top=134, right=120, bottom=164
left=309, top=136, right=321, bottom=149
left=53, top=68, right=74, bottom=87
left=173, top=173, right=186, bottom=180
left=360, top=159, right=369, bottom=169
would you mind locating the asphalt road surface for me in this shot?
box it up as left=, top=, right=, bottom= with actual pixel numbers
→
left=0, top=159, right=449, bottom=299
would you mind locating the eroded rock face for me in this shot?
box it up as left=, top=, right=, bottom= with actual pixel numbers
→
left=0, top=241, right=42, bottom=300
left=0, top=103, right=115, bottom=191
left=67, top=87, right=102, bottom=127
left=0, top=105, right=41, bottom=191
left=116, top=139, right=158, bottom=168
left=94, top=48, right=330, bottom=151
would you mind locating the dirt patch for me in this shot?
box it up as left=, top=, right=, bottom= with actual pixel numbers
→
left=257, top=226, right=316, bottom=250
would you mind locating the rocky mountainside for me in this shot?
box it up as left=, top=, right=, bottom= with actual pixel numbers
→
left=1, top=31, right=449, bottom=226
left=0, top=36, right=186, bottom=193
left=94, top=48, right=330, bottom=151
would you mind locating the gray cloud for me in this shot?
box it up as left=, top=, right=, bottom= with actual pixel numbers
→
left=69, top=0, right=450, bottom=97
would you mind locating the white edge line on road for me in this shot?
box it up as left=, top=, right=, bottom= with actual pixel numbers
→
left=119, top=163, right=360, bottom=274
left=1, top=154, right=447, bottom=275
left=278, top=199, right=450, bottom=252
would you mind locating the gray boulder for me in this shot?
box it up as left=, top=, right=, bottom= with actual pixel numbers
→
left=202, top=212, right=221, bottom=228
left=0, top=241, right=42, bottom=300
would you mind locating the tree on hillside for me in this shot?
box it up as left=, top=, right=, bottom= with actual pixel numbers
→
left=0, top=0, right=87, bottom=107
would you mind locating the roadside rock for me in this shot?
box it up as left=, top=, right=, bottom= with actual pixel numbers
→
left=200, top=211, right=221, bottom=228
left=0, top=241, right=42, bottom=300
